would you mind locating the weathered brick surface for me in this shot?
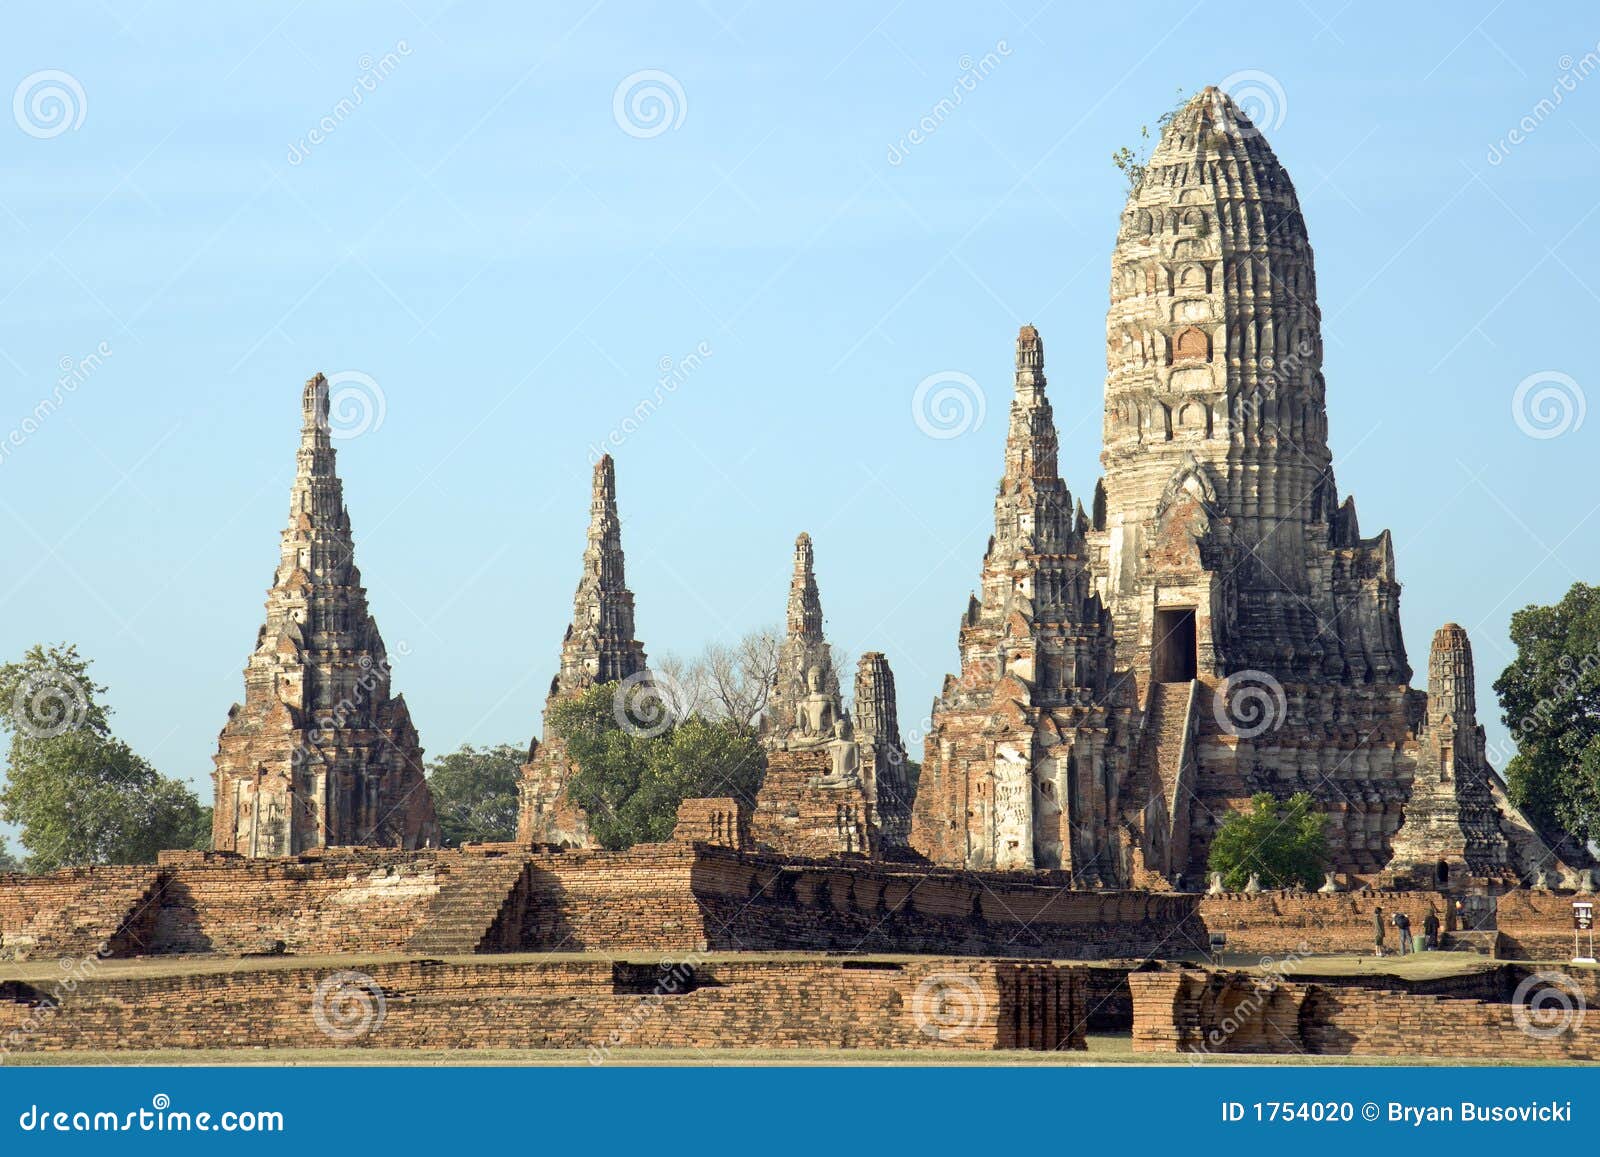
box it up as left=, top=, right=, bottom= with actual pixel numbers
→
left=0, top=867, right=163, bottom=961
left=1496, top=889, right=1593, bottom=960
left=0, top=956, right=1088, bottom=1055
left=1195, top=890, right=1451, bottom=957
left=1130, top=967, right=1598, bottom=1061
left=749, top=748, right=876, bottom=859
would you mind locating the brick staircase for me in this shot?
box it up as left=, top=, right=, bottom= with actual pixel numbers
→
left=403, top=854, right=530, bottom=955
left=1139, top=681, right=1196, bottom=809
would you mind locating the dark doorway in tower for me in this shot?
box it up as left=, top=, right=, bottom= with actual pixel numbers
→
left=1153, top=608, right=1198, bottom=683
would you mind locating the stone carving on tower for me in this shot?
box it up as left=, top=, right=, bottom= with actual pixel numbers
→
left=211, top=374, right=439, bottom=857
left=515, top=454, right=647, bottom=847
left=910, top=326, right=1130, bottom=880
left=1085, top=87, right=1423, bottom=878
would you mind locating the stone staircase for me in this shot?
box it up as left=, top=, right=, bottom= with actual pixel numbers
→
left=403, top=854, right=530, bottom=955
left=1139, top=681, right=1196, bottom=811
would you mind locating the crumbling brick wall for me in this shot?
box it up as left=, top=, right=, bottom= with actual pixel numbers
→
left=0, top=955, right=1088, bottom=1055
left=1130, top=967, right=1597, bottom=1061
left=0, top=866, right=163, bottom=961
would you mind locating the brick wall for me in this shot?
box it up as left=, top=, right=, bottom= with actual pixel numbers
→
left=0, top=866, right=162, bottom=961
left=0, top=955, right=1088, bottom=1055
left=749, top=749, right=874, bottom=858
left=1129, top=967, right=1598, bottom=1061
left=687, top=848, right=1204, bottom=959
left=1196, top=890, right=1452, bottom=956
left=1496, top=889, right=1593, bottom=960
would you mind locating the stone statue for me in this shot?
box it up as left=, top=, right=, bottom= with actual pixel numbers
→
left=1580, top=869, right=1596, bottom=895
left=793, top=665, right=840, bottom=744
left=1207, top=871, right=1224, bottom=895
left=1318, top=871, right=1339, bottom=893
left=1534, top=869, right=1552, bottom=892
left=1244, top=872, right=1262, bottom=894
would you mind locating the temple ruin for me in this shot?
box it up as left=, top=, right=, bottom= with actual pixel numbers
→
left=211, top=374, right=438, bottom=856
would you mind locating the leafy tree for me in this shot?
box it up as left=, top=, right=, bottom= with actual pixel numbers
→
left=0, top=643, right=206, bottom=870
left=1493, top=582, right=1600, bottom=845
left=0, top=835, right=19, bottom=873
left=1207, top=791, right=1328, bottom=891
left=550, top=682, right=766, bottom=850
left=426, top=743, right=522, bottom=845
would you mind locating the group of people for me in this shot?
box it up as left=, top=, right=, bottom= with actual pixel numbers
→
left=1373, top=905, right=1443, bottom=956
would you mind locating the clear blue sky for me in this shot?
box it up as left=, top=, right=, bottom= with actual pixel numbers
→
left=3, top=1, right=1598, bottom=808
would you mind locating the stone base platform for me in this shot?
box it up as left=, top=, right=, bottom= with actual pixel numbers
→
left=0, top=953, right=1088, bottom=1056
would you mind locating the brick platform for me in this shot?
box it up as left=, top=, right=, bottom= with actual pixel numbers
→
left=1129, top=966, right=1599, bottom=1061
left=0, top=955, right=1088, bottom=1056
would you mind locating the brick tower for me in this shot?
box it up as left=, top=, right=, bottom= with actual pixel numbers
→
left=910, top=326, right=1129, bottom=877
left=212, top=374, right=438, bottom=857
left=516, top=454, right=647, bottom=846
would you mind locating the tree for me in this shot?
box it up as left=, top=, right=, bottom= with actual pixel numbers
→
left=1207, top=791, right=1328, bottom=891
left=550, top=682, right=766, bottom=850
left=1112, top=87, right=1187, bottom=191
left=0, top=836, right=19, bottom=873
left=1493, top=582, right=1600, bottom=846
left=0, top=643, right=206, bottom=871
left=660, top=626, right=853, bottom=734
left=426, top=743, right=522, bottom=846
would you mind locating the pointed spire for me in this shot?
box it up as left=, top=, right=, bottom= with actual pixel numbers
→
left=551, top=454, right=646, bottom=707
left=1003, top=325, right=1059, bottom=486
left=786, top=532, right=824, bottom=644
left=765, top=531, right=840, bottom=744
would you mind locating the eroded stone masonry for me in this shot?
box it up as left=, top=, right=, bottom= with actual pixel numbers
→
left=911, top=88, right=1593, bottom=887
left=204, top=89, right=1593, bottom=895
left=211, top=375, right=437, bottom=856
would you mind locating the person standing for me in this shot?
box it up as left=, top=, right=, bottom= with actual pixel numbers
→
left=1373, top=904, right=1386, bottom=957
left=1423, top=908, right=1440, bottom=951
left=1393, top=910, right=1413, bottom=955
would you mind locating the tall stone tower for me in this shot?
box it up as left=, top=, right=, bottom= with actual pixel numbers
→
left=516, top=454, right=648, bottom=846
left=1087, top=88, right=1419, bottom=877
left=1387, top=625, right=1513, bottom=883
left=212, top=375, right=438, bottom=857
left=1093, top=86, right=1407, bottom=686
left=911, top=326, right=1128, bottom=878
